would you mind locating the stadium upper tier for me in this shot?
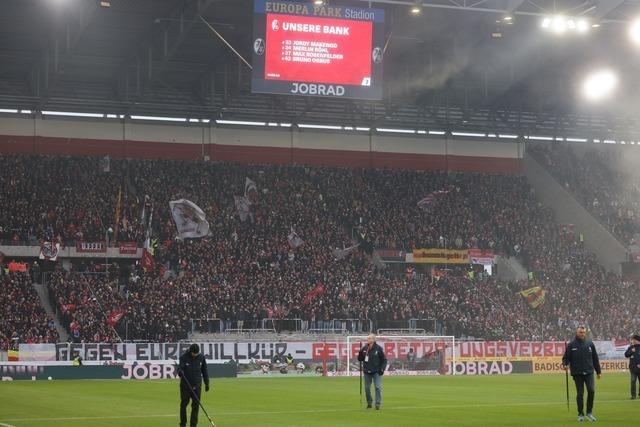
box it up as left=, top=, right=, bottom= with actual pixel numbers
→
left=530, top=144, right=640, bottom=249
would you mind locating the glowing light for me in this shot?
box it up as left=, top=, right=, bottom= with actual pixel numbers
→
left=582, top=69, right=617, bottom=102
left=630, top=19, right=640, bottom=46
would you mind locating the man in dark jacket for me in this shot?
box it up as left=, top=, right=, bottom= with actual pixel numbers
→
left=178, top=344, right=210, bottom=427
left=357, top=334, right=387, bottom=410
left=624, top=334, right=640, bottom=399
left=562, top=326, right=602, bottom=422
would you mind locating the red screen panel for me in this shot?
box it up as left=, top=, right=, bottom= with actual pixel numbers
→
left=265, top=13, right=373, bottom=86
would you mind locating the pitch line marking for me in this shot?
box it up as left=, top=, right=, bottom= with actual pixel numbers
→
left=0, top=399, right=633, bottom=422
left=0, top=422, right=17, bottom=427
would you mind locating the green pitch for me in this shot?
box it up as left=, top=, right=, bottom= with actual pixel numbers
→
left=0, top=373, right=635, bottom=426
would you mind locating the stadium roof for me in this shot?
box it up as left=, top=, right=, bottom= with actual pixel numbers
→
left=1, top=0, right=640, bottom=139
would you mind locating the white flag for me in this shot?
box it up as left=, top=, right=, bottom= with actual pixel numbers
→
left=169, top=199, right=209, bottom=239
left=332, top=243, right=360, bottom=260
left=245, top=177, right=257, bottom=199
left=39, top=242, right=61, bottom=261
left=234, top=195, right=251, bottom=222
left=287, top=228, right=304, bottom=248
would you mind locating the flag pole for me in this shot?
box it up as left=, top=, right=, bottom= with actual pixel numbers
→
left=564, top=340, right=570, bottom=412
left=359, top=341, right=363, bottom=408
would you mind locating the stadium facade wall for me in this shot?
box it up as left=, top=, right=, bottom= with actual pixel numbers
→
left=0, top=116, right=523, bottom=173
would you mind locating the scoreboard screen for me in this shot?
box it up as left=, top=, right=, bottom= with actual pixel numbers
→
left=252, top=0, right=385, bottom=100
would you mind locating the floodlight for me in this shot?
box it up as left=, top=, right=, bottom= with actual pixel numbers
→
left=582, top=69, right=617, bottom=102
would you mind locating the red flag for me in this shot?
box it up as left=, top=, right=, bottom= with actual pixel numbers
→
left=303, top=283, right=325, bottom=305
left=140, top=249, right=154, bottom=271
left=107, top=310, right=125, bottom=327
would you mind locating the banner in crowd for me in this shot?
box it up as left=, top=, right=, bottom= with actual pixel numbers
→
left=7, top=261, right=27, bottom=272
left=75, top=242, right=106, bottom=253
left=303, top=283, right=324, bottom=305
left=169, top=199, right=210, bottom=239
left=455, top=341, right=565, bottom=360
left=410, top=248, right=470, bottom=264
left=518, top=286, right=546, bottom=309
left=118, top=242, right=138, bottom=255
left=469, top=249, right=495, bottom=264
left=39, top=242, right=60, bottom=261
left=18, top=344, right=56, bottom=361
left=13, top=340, right=632, bottom=364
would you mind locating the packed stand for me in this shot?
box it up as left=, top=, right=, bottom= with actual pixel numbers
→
left=2, top=154, right=639, bottom=342
left=0, top=271, right=59, bottom=350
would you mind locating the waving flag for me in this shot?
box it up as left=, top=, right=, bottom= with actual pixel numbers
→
left=245, top=177, right=257, bottom=198
left=417, top=189, right=450, bottom=210
left=234, top=195, right=252, bottom=222
left=39, top=242, right=61, bottom=261
left=287, top=228, right=304, bottom=248
left=107, top=310, right=125, bottom=327
left=332, top=243, right=360, bottom=260
left=519, top=286, right=546, bottom=309
left=169, top=199, right=209, bottom=239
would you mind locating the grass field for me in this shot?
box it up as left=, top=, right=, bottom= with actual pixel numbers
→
left=0, top=373, right=636, bottom=426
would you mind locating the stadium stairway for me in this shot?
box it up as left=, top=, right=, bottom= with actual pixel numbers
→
left=523, top=152, right=628, bottom=273
left=32, top=283, right=69, bottom=342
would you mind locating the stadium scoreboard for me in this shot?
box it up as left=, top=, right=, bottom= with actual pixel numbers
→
left=252, top=0, right=385, bottom=100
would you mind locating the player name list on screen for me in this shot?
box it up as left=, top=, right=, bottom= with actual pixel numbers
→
left=280, top=41, right=343, bottom=65
left=252, top=0, right=385, bottom=100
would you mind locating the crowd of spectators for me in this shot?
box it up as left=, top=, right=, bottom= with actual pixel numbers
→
left=1, top=153, right=639, bottom=343
left=0, top=272, right=58, bottom=350
left=529, top=143, right=640, bottom=247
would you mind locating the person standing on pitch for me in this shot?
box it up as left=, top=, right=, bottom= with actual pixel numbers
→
left=624, top=334, right=640, bottom=399
left=357, top=334, right=387, bottom=410
left=562, top=326, right=602, bottom=422
left=179, top=344, right=210, bottom=427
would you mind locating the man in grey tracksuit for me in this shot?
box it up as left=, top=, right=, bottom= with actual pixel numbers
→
left=357, top=334, right=387, bottom=410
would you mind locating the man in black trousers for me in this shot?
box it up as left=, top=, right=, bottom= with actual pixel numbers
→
left=624, top=334, right=640, bottom=399
left=179, top=344, right=210, bottom=427
left=562, top=326, right=602, bottom=422
left=357, top=334, right=387, bottom=410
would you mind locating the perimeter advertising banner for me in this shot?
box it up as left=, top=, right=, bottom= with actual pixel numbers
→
left=532, top=358, right=628, bottom=374
left=0, top=363, right=236, bottom=381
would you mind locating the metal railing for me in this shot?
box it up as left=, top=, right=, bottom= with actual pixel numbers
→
left=307, top=319, right=374, bottom=334
left=191, top=318, right=223, bottom=334
left=189, top=318, right=377, bottom=335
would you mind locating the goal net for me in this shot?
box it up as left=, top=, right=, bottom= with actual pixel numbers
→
left=328, top=335, right=456, bottom=376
